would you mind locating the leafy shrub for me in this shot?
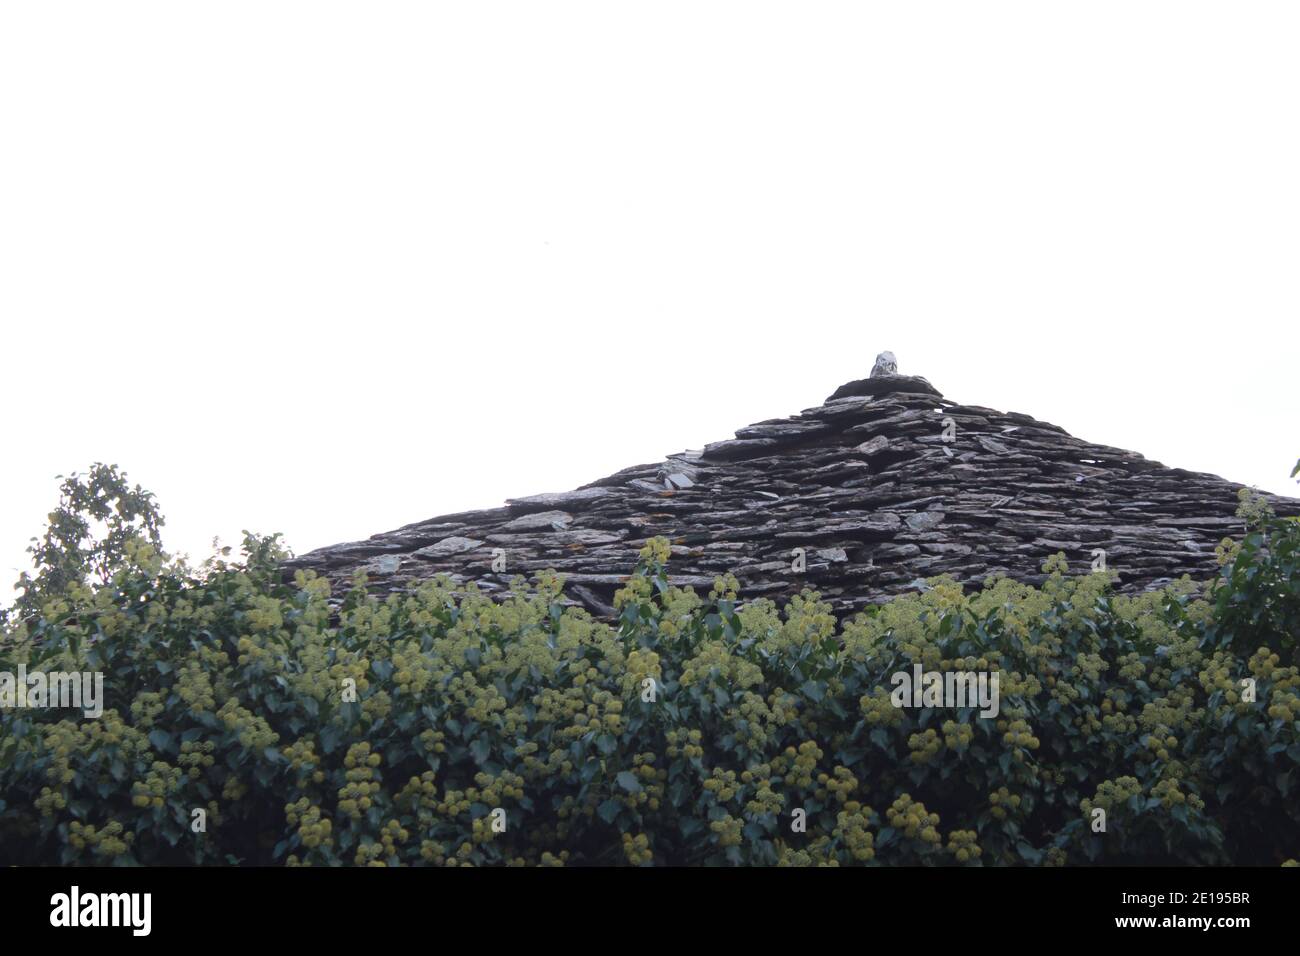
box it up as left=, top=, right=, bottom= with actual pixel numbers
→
left=1, top=511, right=1299, bottom=866
left=1204, top=490, right=1300, bottom=660
left=9, top=463, right=164, bottom=622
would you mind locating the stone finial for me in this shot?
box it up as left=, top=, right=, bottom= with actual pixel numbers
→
left=825, top=352, right=940, bottom=402
left=870, top=351, right=898, bottom=378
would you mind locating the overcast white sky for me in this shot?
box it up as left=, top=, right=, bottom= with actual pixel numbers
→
left=2, top=2, right=1296, bottom=604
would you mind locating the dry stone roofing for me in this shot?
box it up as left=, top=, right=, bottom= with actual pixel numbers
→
left=288, top=355, right=1300, bottom=618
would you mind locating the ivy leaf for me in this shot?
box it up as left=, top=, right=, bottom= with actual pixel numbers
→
left=1015, top=841, right=1043, bottom=864
left=597, top=799, right=622, bottom=824
left=319, top=724, right=341, bottom=754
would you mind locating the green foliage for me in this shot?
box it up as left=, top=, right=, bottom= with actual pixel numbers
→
left=12, top=463, right=164, bottom=621
left=1203, top=488, right=1300, bottom=659
left=2, top=509, right=1300, bottom=866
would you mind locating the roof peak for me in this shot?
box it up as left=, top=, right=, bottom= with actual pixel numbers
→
left=827, top=352, right=943, bottom=402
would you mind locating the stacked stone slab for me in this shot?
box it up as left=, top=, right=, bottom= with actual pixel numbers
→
left=286, top=356, right=1300, bottom=618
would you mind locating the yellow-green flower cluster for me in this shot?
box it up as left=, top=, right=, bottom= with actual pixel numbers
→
left=833, top=805, right=876, bottom=861
left=176, top=660, right=217, bottom=712
left=1081, top=776, right=1143, bottom=816
left=1100, top=693, right=1138, bottom=734
left=471, top=813, right=500, bottom=845
left=122, top=536, right=165, bottom=576
left=709, top=814, right=743, bottom=847
left=613, top=572, right=653, bottom=609
left=818, top=766, right=858, bottom=805
left=35, top=786, right=66, bottom=816
left=235, top=635, right=275, bottom=669
left=908, top=728, right=941, bottom=764
left=1000, top=717, right=1040, bottom=755
left=217, top=699, right=280, bottom=750
left=379, top=819, right=409, bottom=857
left=656, top=586, right=705, bottom=639
left=728, top=691, right=777, bottom=748
left=418, top=728, right=447, bottom=755
left=666, top=728, right=704, bottom=759
left=1151, top=777, right=1204, bottom=811
left=1248, top=647, right=1281, bottom=679
left=1215, top=536, right=1241, bottom=567
left=328, top=656, right=370, bottom=700
left=338, top=742, right=382, bottom=819
left=130, top=760, right=181, bottom=809
left=622, top=649, right=661, bottom=696
left=886, top=794, right=940, bottom=845
left=709, top=573, right=741, bottom=602
left=775, top=837, right=840, bottom=867
left=1235, top=487, right=1274, bottom=527
left=243, top=594, right=285, bottom=634
left=781, top=741, right=823, bottom=788
left=1268, top=688, right=1300, bottom=723
left=1198, top=653, right=1241, bottom=701
left=1041, top=552, right=1070, bottom=576
left=1144, top=732, right=1179, bottom=762
left=860, top=688, right=904, bottom=727
left=129, top=692, right=165, bottom=728
left=68, top=820, right=134, bottom=859
left=743, top=768, right=784, bottom=817
left=618, top=756, right=664, bottom=811
left=279, top=738, right=323, bottom=785
left=392, top=771, right=434, bottom=812
left=387, top=647, right=434, bottom=697
left=641, top=537, right=672, bottom=566
left=622, top=832, right=653, bottom=865
left=471, top=769, right=526, bottom=807
left=947, top=829, right=981, bottom=863
left=437, top=785, right=476, bottom=818
left=419, top=840, right=448, bottom=865
left=354, top=842, right=387, bottom=866
left=285, top=798, right=333, bottom=850
left=989, top=787, right=1021, bottom=820
left=1117, top=651, right=1146, bottom=681
left=941, top=719, right=973, bottom=752
left=680, top=641, right=763, bottom=690
left=178, top=740, right=216, bottom=780
left=1000, top=670, right=1042, bottom=698
left=703, top=768, right=739, bottom=802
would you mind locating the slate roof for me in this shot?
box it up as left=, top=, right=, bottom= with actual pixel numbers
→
left=287, top=358, right=1300, bottom=617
